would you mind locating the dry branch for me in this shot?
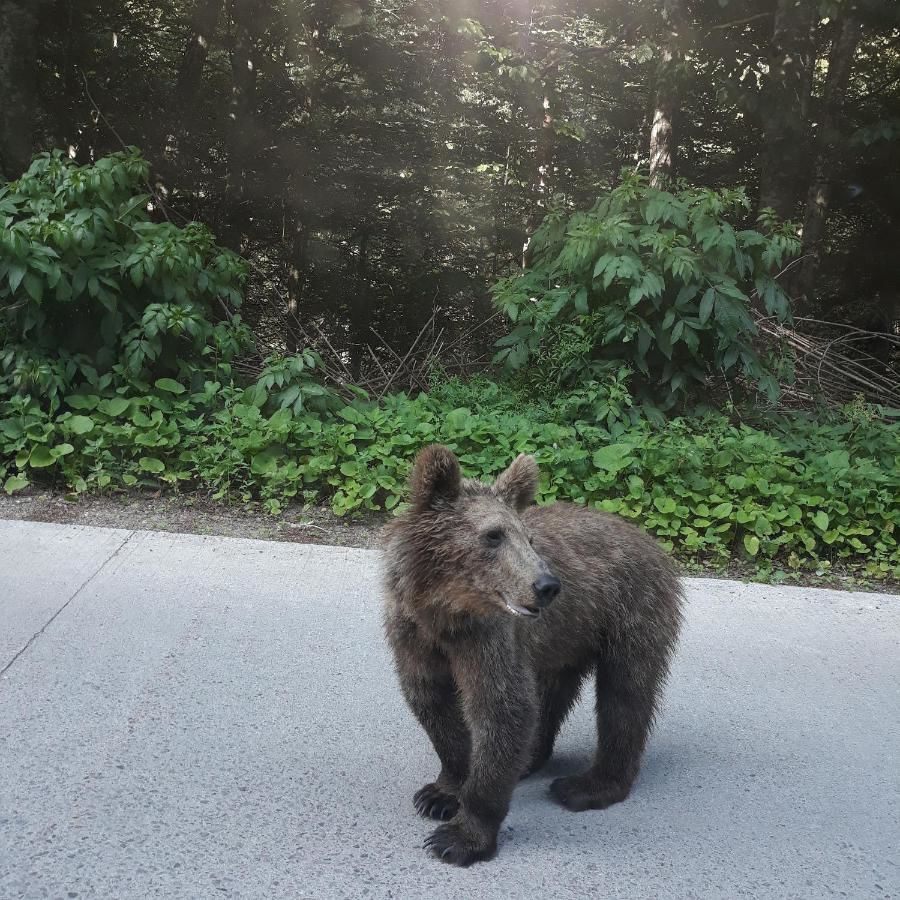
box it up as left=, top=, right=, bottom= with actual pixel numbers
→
left=755, top=311, right=900, bottom=411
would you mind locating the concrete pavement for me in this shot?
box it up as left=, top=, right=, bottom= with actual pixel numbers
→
left=1, top=519, right=898, bottom=899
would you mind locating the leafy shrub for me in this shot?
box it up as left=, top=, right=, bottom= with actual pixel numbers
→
left=492, top=173, right=800, bottom=409
left=246, top=351, right=340, bottom=416
left=1, top=378, right=896, bottom=579
left=0, top=150, right=251, bottom=409
left=1, top=153, right=893, bottom=583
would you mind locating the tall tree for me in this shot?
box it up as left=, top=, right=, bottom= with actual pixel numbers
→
left=157, top=0, right=224, bottom=194
left=649, top=0, right=687, bottom=187
left=176, top=0, right=223, bottom=111
left=223, top=0, right=262, bottom=251
left=0, top=0, right=44, bottom=179
left=8, top=0, right=899, bottom=355
left=793, top=13, right=864, bottom=302
left=350, top=228, right=371, bottom=381
left=758, top=0, right=817, bottom=219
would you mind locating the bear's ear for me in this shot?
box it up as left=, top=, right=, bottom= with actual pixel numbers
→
left=409, top=444, right=461, bottom=510
left=494, top=453, right=539, bottom=512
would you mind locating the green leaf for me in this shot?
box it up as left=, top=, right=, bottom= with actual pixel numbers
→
left=637, top=327, right=651, bottom=361
left=7, top=262, right=26, bottom=293
left=68, top=415, right=95, bottom=435
left=138, top=456, right=165, bottom=474
left=573, top=286, right=588, bottom=314
left=23, top=272, right=44, bottom=302
left=711, top=502, right=733, bottom=518
left=653, top=497, right=677, bottom=514
left=674, top=283, right=700, bottom=307
left=744, top=534, right=760, bottom=557
left=4, top=474, right=29, bottom=494
left=250, top=448, right=281, bottom=475
left=592, top=443, right=634, bottom=474
left=28, top=445, right=56, bottom=468
left=336, top=406, right=363, bottom=424
left=67, top=394, right=100, bottom=410
left=812, top=511, right=829, bottom=531
left=100, top=397, right=131, bottom=416
left=154, top=378, right=186, bottom=395
left=699, top=288, right=715, bottom=324
left=722, top=344, right=740, bottom=371
left=446, top=407, right=472, bottom=431
left=592, top=253, right=614, bottom=279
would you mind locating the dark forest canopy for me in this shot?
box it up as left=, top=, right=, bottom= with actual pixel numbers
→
left=1, top=0, right=899, bottom=370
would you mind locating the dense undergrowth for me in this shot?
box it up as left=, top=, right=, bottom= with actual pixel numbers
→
left=1, top=152, right=898, bottom=582
left=1, top=375, right=897, bottom=581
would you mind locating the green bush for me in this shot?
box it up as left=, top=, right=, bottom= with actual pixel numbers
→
left=1, top=152, right=894, bottom=584
left=0, top=149, right=251, bottom=410
left=246, top=351, right=341, bottom=416
left=1, top=378, right=896, bottom=580
left=492, top=173, right=799, bottom=409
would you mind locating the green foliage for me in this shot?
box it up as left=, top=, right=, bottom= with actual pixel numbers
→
left=0, top=150, right=251, bottom=410
left=246, top=351, right=340, bottom=416
left=492, top=174, right=800, bottom=408
left=12, top=1, right=897, bottom=373
left=1, top=376, right=896, bottom=580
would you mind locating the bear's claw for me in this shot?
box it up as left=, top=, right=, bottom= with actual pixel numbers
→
left=424, top=822, right=495, bottom=867
left=413, top=783, right=459, bottom=821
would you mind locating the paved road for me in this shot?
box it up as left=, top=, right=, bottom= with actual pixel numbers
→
left=1, top=520, right=898, bottom=899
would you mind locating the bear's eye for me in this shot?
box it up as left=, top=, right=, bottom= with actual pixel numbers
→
left=482, top=528, right=504, bottom=548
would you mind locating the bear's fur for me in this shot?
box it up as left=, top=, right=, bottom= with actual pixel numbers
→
left=382, top=445, right=683, bottom=866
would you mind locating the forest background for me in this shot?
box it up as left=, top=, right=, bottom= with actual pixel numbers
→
left=1, top=0, right=898, bottom=584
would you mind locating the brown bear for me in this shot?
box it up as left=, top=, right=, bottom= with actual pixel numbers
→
left=382, top=444, right=683, bottom=866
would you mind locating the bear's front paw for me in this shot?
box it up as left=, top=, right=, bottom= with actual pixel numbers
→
left=413, top=783, right=459, bottom=821
left=424, top=820, right=497, bottom=867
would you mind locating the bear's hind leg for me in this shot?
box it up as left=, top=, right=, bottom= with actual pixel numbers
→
left=521, top=668, right=586, bottom=778
left=550, top=647, right=666, bottom=812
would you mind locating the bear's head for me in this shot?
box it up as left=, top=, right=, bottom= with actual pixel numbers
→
left=387, top=444, right=561, bottom=620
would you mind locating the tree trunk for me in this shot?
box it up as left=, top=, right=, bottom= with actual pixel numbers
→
left=0, top=0, right=43, bottom=179
left=285, top=213, right=308, bottom=353
left=165, top=0, right=222, bottom=161
left=649, top=0, right=687, bottom=188
left=522, top=56, right=558, bottom=265
left=50, top=0, right=84, bottom=157
left=757, top=0, right=817, bottom=220
left=176, top=0, right=222, bottom=110
left=534, top=64, right=557, bottom=216
left=223, top=0, right=260, bottom=251
left=793, top=15, right=863, bottom=303
left=349, top=230, right=370, bottom=383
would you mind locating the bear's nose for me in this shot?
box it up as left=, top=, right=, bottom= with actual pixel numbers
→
left=532, top=573, right=561, bottom=607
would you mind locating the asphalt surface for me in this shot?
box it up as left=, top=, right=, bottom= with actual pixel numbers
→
left=1, top=519, right=898, bottom=900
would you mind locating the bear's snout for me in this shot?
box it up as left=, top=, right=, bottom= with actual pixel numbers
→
left=532, top=573, right=561, bottom=608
